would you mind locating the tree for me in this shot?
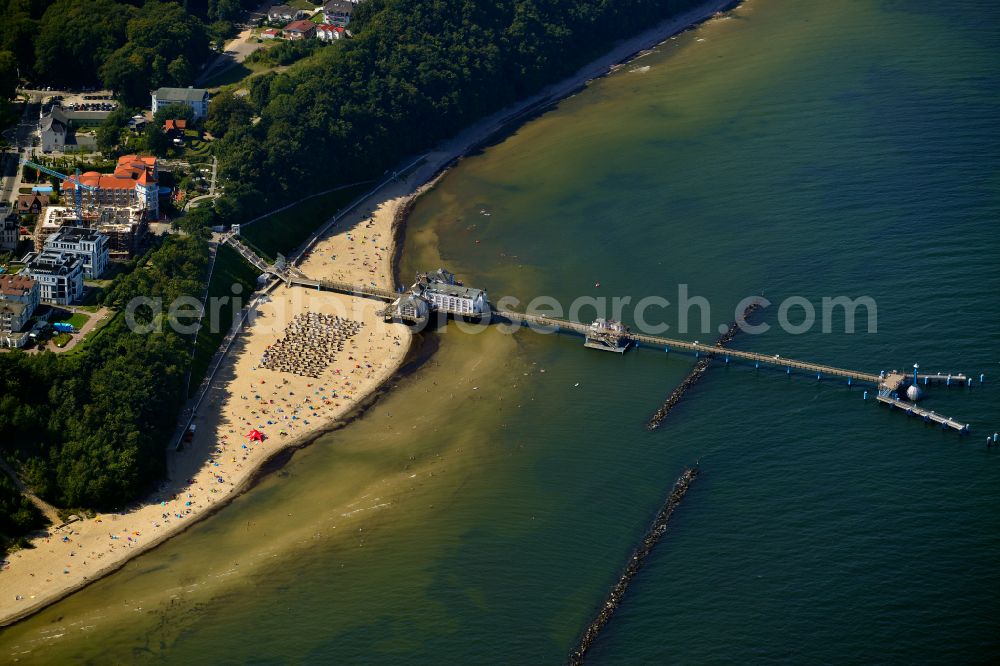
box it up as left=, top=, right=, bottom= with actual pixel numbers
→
left=145, top=122, right=169, bottom=156
left=247, top=72, right=273, bottom=114
left=153, top=102, right=195, bottom=126
left=99, top=48, right=151, bottom=106
left=34, top=0, right=135, bottom=87
left=208, top=0, right=246, bottom=23
left=206, top=19, right=234, bottom=51
left=0, top=10, right=37, bottom=83
left=96, top=121, right=122, bottom=156
left=205, top=89, right=252, bottom=139
left=100, top=1, right=209, bottom=106
left=0, top=50, right=17, bottom=99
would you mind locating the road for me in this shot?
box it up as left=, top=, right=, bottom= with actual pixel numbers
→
left=196, top=2, right=272, bottom=86
left=1, top=92, right=41, bottom=206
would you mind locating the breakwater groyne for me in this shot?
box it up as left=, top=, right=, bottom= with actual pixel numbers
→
left=568, top=467, right=700, bottom=665
left=646, top=301, right=763, bottom=430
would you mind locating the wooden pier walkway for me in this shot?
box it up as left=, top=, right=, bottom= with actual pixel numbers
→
left=286, top=276, right=397, bottom=301
left=496, top=310, right=883, bottom=384
left=876, top=393, right=969, bottom=432
left=916, top=372, right=969, bottom=386
left=219, top=236, right=976, bottom=435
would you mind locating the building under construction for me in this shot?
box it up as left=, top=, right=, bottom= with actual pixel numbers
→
left=95, top=207, right=147, bottom=258
left=33, top=205, right=146, bottom=259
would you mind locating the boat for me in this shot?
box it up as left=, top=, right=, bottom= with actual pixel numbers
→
left=584, top=318, right=632, bottom=353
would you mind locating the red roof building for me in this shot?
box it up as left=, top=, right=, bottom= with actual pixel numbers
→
left=62, top=155, right=160, bottom=217
left=316, top=24, right=346, bottom=41
left=283, top=19, right=316, bottom=39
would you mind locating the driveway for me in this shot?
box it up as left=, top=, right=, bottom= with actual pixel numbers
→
left=196, top=2, right=272, bottom=86
left=1, top=93, right=41, bottom=205
left=28, top=306, right=112, bottom=354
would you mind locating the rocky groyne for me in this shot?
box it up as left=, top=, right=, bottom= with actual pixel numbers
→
left=568, top=467, right=700, bottom=664
left=646, top=300, right=763, bottom=430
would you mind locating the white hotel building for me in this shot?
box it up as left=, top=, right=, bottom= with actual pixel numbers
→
left=43, top=227, right=109, bottom=279
left=21, top=251, right=85, bottom=305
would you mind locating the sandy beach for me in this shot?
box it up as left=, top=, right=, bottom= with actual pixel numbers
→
left=0, top=193, right=412, bottom=625
left=0, top=0, right=736, bottom=626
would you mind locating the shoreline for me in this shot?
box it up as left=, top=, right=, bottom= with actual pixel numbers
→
left=0, top=0, right=740, bottom=628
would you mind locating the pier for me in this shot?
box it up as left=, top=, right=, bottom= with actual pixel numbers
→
left=496, top=310, right=976, bottom=434
left=497, top=309, right=882, bottom=383
left=875, top=393, right=969, bottom=432
left=286, top=276, right=398, bottom=302
left=221, top=237, right=978, bottom=436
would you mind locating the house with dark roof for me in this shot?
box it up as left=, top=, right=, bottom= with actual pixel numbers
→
left=40, top=107, right=69, bottom=153
left=268, top=4, right=304, bottom=23
left=323, top=0, right=355, bottom=26
left=151, top=87, right=210, bottom=120
left=43, top=227, right=110, bottom=279
left=284, top=19, right=317, bottom=40
left=17, top=193, right=45, bottom=216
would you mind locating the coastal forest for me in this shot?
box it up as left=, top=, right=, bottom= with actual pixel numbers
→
left=0, top=234, right=208, bottom=550
left=0, top=0, right=704, bottom=549
left=209, top=0, right=706, bottom=221
left=0, top=0, right=259, bottom=106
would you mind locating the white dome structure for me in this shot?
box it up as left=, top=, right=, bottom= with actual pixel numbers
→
left=906, top=384, right=924, bottom=402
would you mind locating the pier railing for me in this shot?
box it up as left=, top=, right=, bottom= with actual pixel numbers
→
left=496, top=310, right=882, bottom=384
left=286, top=276, right=397, bottom=302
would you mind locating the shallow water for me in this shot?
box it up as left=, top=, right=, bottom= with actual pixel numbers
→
left=2, top=0, right=999, bottom=662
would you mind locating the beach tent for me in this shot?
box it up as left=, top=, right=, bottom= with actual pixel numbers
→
left=247, top=429, right=265, bottom=442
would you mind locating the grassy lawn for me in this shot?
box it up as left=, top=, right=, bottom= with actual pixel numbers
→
left=52, top=332, right=72, bottom=348
left=241, top=183, right=370, bottom=261
left=185, top=135, right=213, bottom=158
left=289, top=0, right=319, bottom=10
left=188, top=243, right=260, bottom=395
left=88, top=261, right=127, bottom=284
left=202, top=63, right=254, bottom=89
left=62, top=311, right=118, bottom=357
left=52, top=311, right=90, bottom=329
left=79, top=261, right=128, bottom=306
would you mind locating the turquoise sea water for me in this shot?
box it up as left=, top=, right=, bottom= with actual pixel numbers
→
left=2, top=0, right=998, bottom=662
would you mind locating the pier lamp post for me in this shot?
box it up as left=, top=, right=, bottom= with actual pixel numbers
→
left=906, top=363, right=924, bottom=402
